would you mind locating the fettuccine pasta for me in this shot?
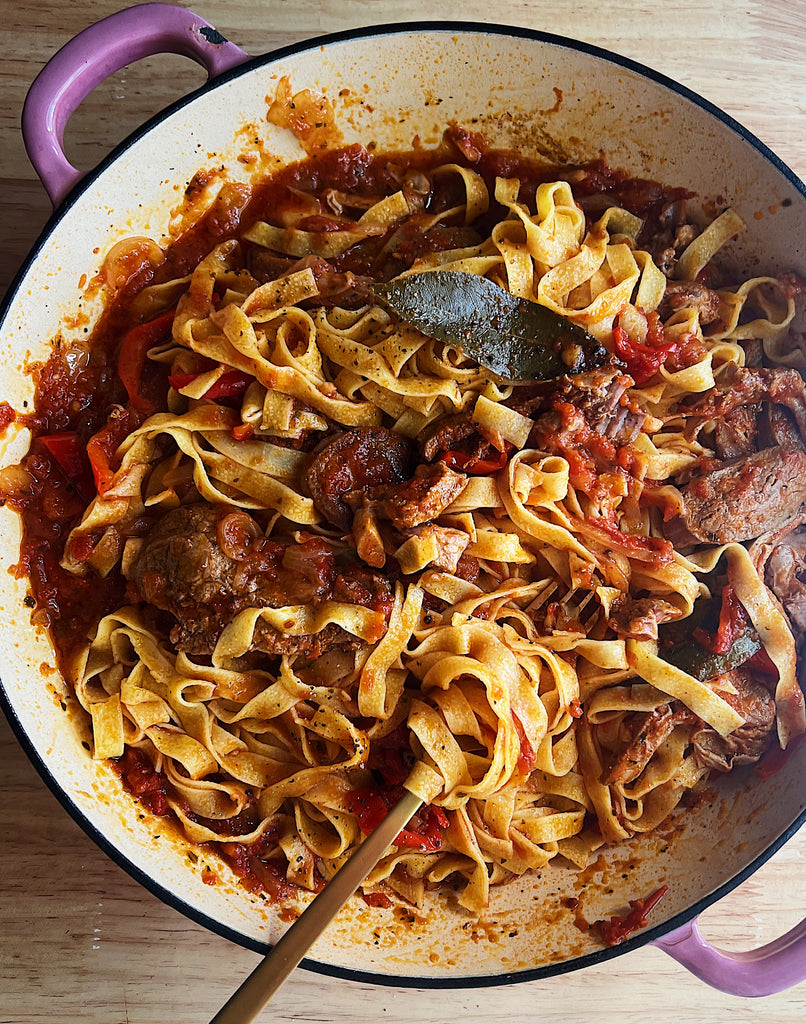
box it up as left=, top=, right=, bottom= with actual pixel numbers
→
left=3, top=114, right=805, bottom=919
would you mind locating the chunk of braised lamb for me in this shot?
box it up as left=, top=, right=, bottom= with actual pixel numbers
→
left=570, top=165, right=692, bottom=236
left=760, top=404, right=803, bottom=451
left=332, top=563, right=395, bottom=621
left=382, top=462, right=469, bottom=529
left=306, top=427, right=415, bottom=530
left=389, top=223, right=484, bottom=267
left=504, top=381, right=553, bottom=420
left=686, top=365, right=806, bottom=440
left=692, top=671, right=776, bottom=771
left=417, top=412, right=480, bottom=462
left=131, top=503, right=392, bottom=656
left=603, top=702, right=697, bottom=786
left=607, top=596, right=682, bottom=641
left=648, top=202, right=698, bottom=277
left=767, top=529, right=806, bottom=632
left=658, top=280, right=722, bottom=325
left=454, top=552, right=481, bottom=584
left=175, top=618, right=357, bottom=659
left=655, top=221, right=700, bottom=276
left=249, top=252, right=376, bottom=308
left=419, top=369, right=645, bottom=471
left=301, top=258, right=376, bottom=308
left=566, top=367, right=647, bottom=442
left=714, top=404, right=759, bottom=460
left=667, top=446, right=806, bottom=545
left=529, top=367, right=647, bottom=447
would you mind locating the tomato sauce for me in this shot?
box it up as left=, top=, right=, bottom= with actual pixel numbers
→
left=0, top=132, right=696, bottom=901
left=112, top=747, right=297, bottom=899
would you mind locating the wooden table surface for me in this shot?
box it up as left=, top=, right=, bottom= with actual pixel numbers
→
left=1, top=2, right=805, bottom=1022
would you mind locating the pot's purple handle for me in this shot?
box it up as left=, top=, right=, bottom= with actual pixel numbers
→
left=653, top=915, right=806, bottom=996
left=21, top=2, right=249, bottom=207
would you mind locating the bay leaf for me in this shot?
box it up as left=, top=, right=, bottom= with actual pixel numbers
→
left=374, top=271, right=609, bottom=382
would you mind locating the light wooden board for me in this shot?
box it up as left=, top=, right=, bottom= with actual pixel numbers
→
left=1, top=2, right=805, bottom=1022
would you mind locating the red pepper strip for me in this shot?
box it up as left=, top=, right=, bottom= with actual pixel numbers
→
left=613, top=322, right=677, bottom=386
left=440, top=447, right=509, bottom=474
left=394, top=828, right=441, bottom=851
left=231, top=422, right=254, bottom=442
left=346, top=789, right=388, bottom=834
left=581, top=516, right=675, bottom=566
left=86, top=431, right=117, bottom=495
left=117, top=309, right=176, bottom=413
left=366, top=722, right=412, bottom=782
left=395, top=805, right=449, bottom=852
left=713, top=585, right=748, bottom=654
left=38, top=432, right=95, bottom=502
left=592, top=884, right=669, bottom=946
left=429, top=805, right=450, bottom=829
left=86, top=408, right=139, bottom=495
left=169, top=368, right=255, bottom=400
left=346, top=788, right=448, bottom=851
left=694, top=585, right=748, bottom=655
left=512, top=713, right=537, bottom=774
left=39, top=433, right=88, bottom=480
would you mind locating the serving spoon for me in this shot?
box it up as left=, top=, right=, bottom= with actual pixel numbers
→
left=208, top=788, right=423, bottom=1024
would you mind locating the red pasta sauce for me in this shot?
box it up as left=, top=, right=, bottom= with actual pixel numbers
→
left=0, top=130, right=697, bottom=901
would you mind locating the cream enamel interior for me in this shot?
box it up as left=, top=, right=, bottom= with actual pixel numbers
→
left=1, top=27, right=805, bottom=980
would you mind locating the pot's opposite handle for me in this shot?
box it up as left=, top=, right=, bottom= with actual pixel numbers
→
left=653, top=915, right=806, bottom=996
left=22, top=2, right=249, bottom=207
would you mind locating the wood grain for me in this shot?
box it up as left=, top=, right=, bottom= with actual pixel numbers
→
left=1, top=2, right=805, bottom=1022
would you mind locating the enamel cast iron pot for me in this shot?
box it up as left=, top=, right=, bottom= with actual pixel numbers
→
left=1, top=2, right=805, bottom=996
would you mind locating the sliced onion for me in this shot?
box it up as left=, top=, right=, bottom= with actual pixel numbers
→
left=102, top=236, right=165, bottom=292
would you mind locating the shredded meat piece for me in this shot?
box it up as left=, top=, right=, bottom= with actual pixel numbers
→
left=650, top=201, right=698, bottom=277
left=669, top=446, right=806, bottom=544
left=382, top=462, right=469, bottom=529
left=454, top=552, right=481, bottom=583
left=714, top=404, right=759, bottom=459
left=565, top=367, right=647, bottom=443
left=761, top=404, right=803, bottom=450
left=419, top=367, right=645, bottom=473
left=131, top=503, right=392, bottom=656
left=687, top=365, right=806, bottom=440
left=608, top=597, right=682, bottom=641
left=502, top=380, right=553, bottom=419
left=306, top=427, right=415, bottom=529
left=658, top=280, right=722, bottom=324
left=767, top=529, right=806, bottom=632
left=400, top=523, right=470, bottom=572
left=604, top=703, right=697, bottom=785
left=654, top=247, right=677, bottom=278
left=417, top=412, right=483, bottom=462
left=331, top=563, right=394, bottom=615
left=531, top=366, right=647, bottom=446
left=692, top=670, right=776, bottom=771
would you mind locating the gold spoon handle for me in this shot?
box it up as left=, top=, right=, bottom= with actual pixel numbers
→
left=208, top=789, right=423, bottom=1024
